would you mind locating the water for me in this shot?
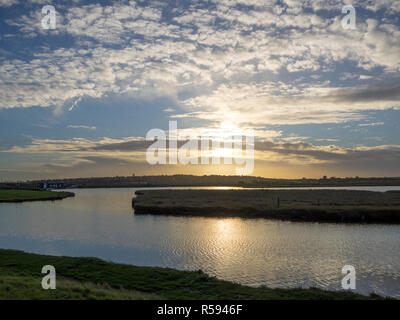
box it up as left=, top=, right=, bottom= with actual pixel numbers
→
left=0, top=186, right=399, bottom=298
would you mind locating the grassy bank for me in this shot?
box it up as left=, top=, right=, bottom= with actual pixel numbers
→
left=133, top=189, right=400, bottom=223
left=0, top=190, right=74, bottom=203
left=0, top=249, right=380, bottom=300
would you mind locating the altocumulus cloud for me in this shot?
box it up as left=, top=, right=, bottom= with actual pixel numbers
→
left=1, top=0, right=399, bottom=117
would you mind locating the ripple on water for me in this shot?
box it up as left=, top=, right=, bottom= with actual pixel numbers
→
left=0, top=187, right=400, bottom=298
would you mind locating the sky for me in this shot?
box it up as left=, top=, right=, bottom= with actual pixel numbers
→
left=0, top=0, right=400, bottom=180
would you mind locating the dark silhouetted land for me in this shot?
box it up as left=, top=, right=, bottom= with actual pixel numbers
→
left=2, top=175, right=400, bottom=189
left=133, top=189, right=400, bottom=223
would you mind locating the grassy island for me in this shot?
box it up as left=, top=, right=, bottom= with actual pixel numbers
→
left=0, top=190, right=74, bottom=203
left=0, top=249, right=382, bottom=300
left=133, top=189, right=400, bottom=223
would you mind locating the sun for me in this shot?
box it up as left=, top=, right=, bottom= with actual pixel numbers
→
left=220, top=121, right=237, bottom=130
left=213, top=147, right=233, bottom=159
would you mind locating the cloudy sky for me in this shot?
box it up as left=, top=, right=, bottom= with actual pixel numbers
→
left=0, top=0, right=400, bottom=180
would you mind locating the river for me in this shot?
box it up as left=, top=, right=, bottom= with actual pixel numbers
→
left=0, top=186, right=399, bottom=298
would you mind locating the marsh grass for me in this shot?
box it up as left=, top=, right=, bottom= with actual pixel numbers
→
left=0, top=190, right=74, bottom=202
left=133, top=189, right=400, bottom=222
left=0, top=249, right=383, bottom=300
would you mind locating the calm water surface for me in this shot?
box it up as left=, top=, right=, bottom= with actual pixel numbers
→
left=0, top=187, right=399, bottom=298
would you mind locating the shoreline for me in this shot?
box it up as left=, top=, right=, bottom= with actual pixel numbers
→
left=0, top=190, right=75, bottom=203
left=133, top=205, right=400, bottom=223
left=0, top=249, right=384, bottom=300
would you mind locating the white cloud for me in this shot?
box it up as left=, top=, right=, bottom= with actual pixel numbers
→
left=163, top=108, right=175, bottom=113
left=0, top=0, right=399, bottom=130
left=67, top=125, right=97, bottom=130
left=181, top=82, right=400, bottom=125
left=358, top=122, right=384, bottom=127
left=0, top=0, right=19, bottom=7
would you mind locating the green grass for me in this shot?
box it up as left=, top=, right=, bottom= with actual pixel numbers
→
left=0, top=268, right=159, bottom=300
left=133, top=189, right=400, bottom=223
left=0, top=249, right=384, bottom=300
left=0, top=190, right=74, bottom=202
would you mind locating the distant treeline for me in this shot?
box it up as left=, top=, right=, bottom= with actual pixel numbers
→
left=1, top=175, right=400, bottom=190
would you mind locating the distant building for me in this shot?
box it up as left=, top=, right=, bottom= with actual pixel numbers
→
left=42, top=182, right=65, bottom=189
